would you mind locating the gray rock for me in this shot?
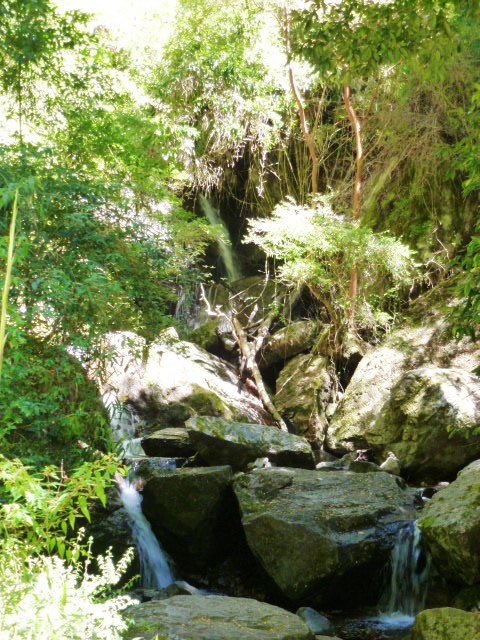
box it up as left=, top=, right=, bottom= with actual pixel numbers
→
left=410, top=607, right=480, bottom=640
left=233, top=467, right=416, bottom=605
left=296, top=607, right=335, bottom=636
left=380, top=452, right=401, bottom=475
left=97, top=330, right=268, bottom=429
left=260, top=321, right=323, bottom=367
left=329, top=364, right=480, bottom=482
left=123, top=594, right=314, bottom=640
left=275, top=354, right=335, bottom=444
left=141, top=466, right=233, bottom=565
left=186, top=416, right=315, bottom=471
left=418, top=460, right=480, bottom=585
left=141, top=427, right=196, bottom=458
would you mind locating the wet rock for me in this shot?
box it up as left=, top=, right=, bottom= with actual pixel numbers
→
left=260, top=321, right=323, bottom=368
left=123, top=594, right=314, bottom=640
left=233, top=467, right=416, bottom=606
left=275, top=354, right=335, bottom=444
left=186, top=416, right=314, bottom=471
left=296, top=607, right=336, bottom=636
left=141, top=427, right=196, bottom=458
left=141, top=466, right=233, bottom=566
left=418, top=460, right=480, bottom=585
left=97, top=330, right=268, bottom=429
left=410, top=607, right=480, bottom=640
left=454, top=585, right=480, bottom=611
left=329, top=365, right=480, bottom=482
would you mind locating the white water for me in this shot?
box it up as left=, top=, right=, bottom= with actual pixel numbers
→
left=199, top=194, right=242, bottom=283
left=379, top=521, right=431, bottom=623
left=118, top=476, right=174, bottom=589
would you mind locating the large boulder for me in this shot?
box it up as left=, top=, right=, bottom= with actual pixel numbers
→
left=123, top=595, right=314, bottom=640
left=328, top=352, right=480, bottom=481
left=410, top=607, right=480, bottom=640
left=141, top=427, right=196, bottom=458
left=259, top=321, right=322, bottom=368
left=327, top=321, right=480, bottom=470
left=418, top=460, right=480, bottom=585
left=141, top=466, right=233, bottom=566
left=275, top=355, right=335, bottom=444
left=233, top=467, right=416, bottom=606
left=96, top=330, right=268, bottom=429
left=186, top=416, right=314, bottom=470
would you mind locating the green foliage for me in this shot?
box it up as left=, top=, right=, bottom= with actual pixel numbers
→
left=0, top=538, right=135, bottom=640
left=245, top=196, right=415, bottom=333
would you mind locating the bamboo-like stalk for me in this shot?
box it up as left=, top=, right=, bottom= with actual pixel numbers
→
left=0, top=191, right=19, bottom=382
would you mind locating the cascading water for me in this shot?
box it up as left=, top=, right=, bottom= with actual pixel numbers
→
left=382, top=521, right=431, bottom=618
left=103, top=392, right=175, bottom=590
left=199, top=194, right=242, bottom=283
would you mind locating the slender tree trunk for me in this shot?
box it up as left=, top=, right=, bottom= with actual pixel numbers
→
left=343, top=80, right=363, bottom=320
left=284, top=6, right=318, bottom=194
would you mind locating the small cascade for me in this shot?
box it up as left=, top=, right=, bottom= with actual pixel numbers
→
left=199, top=194, right=242, bottom=283
left=103, top=391, right=175, bottom=590
left=118, top=476, right=175, bottom=589
left=380, top=520, right=431, bottom=622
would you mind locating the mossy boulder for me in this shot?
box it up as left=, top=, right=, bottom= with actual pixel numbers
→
left=418, top=460, right=480, bottom=585
left=233, top=467, right=416, bottom=606
left=123, top=595, right=314, bottom=640
left=141, top=466, right=233, bottom=566
left=186, top=416, right=314, bottom=470
left=329, top=364, right=480, bottom=482
left=259, top=321, right=323, bottom=368
left=410, top=607, right=480, bottom=640
left=275, top=355, right=335, bottom=444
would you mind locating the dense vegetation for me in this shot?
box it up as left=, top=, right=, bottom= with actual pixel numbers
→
left=0, top=0, right=478, bottom=637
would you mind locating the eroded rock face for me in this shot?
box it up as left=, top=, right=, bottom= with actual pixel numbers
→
left=233, top=467, right=416, bottom=606
left=97, top=331, right=267, bottom=429
left=410, top=607, right=480, bottom=640
left=123, top=595, right=314, bottom=640
left=186, top=416, right=314, bottom=470
left=141, top=466, right=233, bottom=566
left=418, top=460, right=480, bottom=586
left=328, top=356, right=480, bottom=480
left=275, top=355, right=335, bottom=444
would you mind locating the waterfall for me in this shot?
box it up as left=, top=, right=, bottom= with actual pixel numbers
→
left=117, top=476, right=174, bottom=589
left=103, top=392, right=175, bottom=590
left=199, top=194, right=242, bottom=283
left=380, top=521, right=431, bottom=621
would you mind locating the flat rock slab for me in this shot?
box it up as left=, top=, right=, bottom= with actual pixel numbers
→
left=234, top=468, right=416, bottom=605
left=186, top=416, right=315, bottom=470
left=124, top=595, right=314, bottom=640
left=141, top=427, right=196, bottom=458
left=410, top=607, right=480, bottom=640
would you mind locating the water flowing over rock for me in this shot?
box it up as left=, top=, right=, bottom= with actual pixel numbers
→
left=123, top=595, right=315, bottom=640
left=97, top=331, right=268, bottom=429
left=233, top=467, right=417, bottom=606
left=186, top=416, right=315, bottom=470
left=275, top=354, right=335, bottom=444
left=328, top=358, right=480, bottom=481
left=410, top=607, right=480, bottom=640
left=141, top=466, right=233, bottom=567
left=418, top=460, right=480, bottom=586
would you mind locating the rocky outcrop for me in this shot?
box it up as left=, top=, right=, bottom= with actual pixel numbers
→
left=327, top=328, right=480, bottom=480
left=123, top=595, right=314, bottom=640
left=97, top=330, right=267, bottom=429
left=275, top=355, right=335, bottom=444
left=141, top=466, right=233, bottom=566
left=233, top=467, right=416, bottom=606
left=260, top=321, right=322, bottom=368
left=418, top=460, right=480, bottom=585
left=410, top=607, right=480, bottom=640
left=186, top=416, right=314, bottom=470
left=141, top=428, right=196, bottom=458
